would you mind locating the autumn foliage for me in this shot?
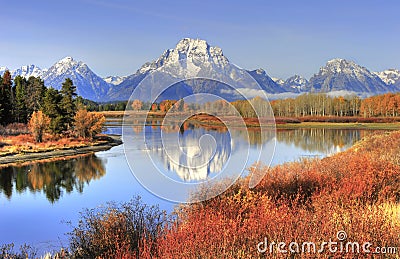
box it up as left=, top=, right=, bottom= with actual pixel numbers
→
left=73, top=109, right=106, bottom=139
left=152, top=132, right=400, bottom=258
left=28, top=110, right=50, bottom=143
left=271, top=92, right=400, bottom=118
left=67, top=131, right=400, bottom=258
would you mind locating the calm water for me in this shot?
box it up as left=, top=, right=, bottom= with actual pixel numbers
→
left=0, top=124, right=375, bottom=251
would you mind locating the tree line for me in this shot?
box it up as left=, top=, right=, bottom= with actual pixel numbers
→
left=129, top=92, right=400, bottom=119
left=1, top=71, right=77, bottom=129
left=0, top=70, right=105, bottom=142
left=271, top=93, right=400, bottom=118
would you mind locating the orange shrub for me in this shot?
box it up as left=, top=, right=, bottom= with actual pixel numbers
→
left=73, top=109, right=106, bottom=139
left=28, top=110, right=50, bottom=142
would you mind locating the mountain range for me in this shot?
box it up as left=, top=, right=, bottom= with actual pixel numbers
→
left=1, top=38, right=400, bottom=101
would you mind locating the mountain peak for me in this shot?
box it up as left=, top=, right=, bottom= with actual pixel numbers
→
left=254, top=68, right=266, bottom=75
left=327, top=58, right=345, bottom=63
left=13, top=64, right=45, bottom=79
left=42, top=56, right=110, bottom=101
left=174, top=38, right=223, bottom=57
left=136, top=38, right=228, bottom=75
left=309, top=58, right=389, bottom=93
left=374, top=68, right=400, bottom=85
left=323, top=58, right=360, bottom=74
left=59, top=56, right=75, bottom=63
left=176, top=38, right=208, bottom=49
left=283, top=74, right=308, bottom=92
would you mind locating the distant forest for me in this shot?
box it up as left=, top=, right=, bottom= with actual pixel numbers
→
left=132, top=93, right=400, bottom=119
left=270, top=92, right=400, bottom=118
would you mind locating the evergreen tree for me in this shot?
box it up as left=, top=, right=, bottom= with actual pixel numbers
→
left=59, top=78, right=77, bottom=131
left=14, top=76, right=28, bottom=123
left=43, top=87, right=63, bottom=134
left=26, top=76, right=46, bottom=114
left=0, top=71, right=13, bottom=125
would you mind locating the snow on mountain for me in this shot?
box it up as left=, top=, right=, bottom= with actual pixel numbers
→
left=282, top=75, right=308, bottom=92
left=0, top=65, right=46, bottom=79
left=272, top=77, right=285, bottom=85
left=103, top=76, right=127, bottom=85
left=110, top=38, right=231, bottom=101
left=136, top=38, right=229, bottom=75
left=42, top=57, right=110, bottom=101
left=306, top=58, right=390, bottom=93
left=12, top=65, right=46, bottom=78
left=2, top=53, right=399, bottom=102
left=374, top=69, right=400, bottom=85
left=247, top=68, right=288, bottom=93
left=0, top=66, right=9, bottom=76
left=110, top=38, right=286, bottom=101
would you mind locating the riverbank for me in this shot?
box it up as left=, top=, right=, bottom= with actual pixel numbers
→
left=0, top=134, right=122, bottom=167
left=276, top=121, right=400, bottom=129
left=187, top=114, right=400, bottom=130
left=98, top=111, right=400, bottom=130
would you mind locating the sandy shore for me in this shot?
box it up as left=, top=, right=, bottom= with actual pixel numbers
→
left=0, top=135, right=122, bottom=166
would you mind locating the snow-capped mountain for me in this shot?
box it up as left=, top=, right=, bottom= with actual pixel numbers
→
left=272, top=77, right=285, bottom=86
left=0, top=65, right=46, bottom=79
left=103, top=75, right=127, bottom=85
left=42, top=57, right=110, bottom=101
left=0, top=66, right=9, bottom=76
left=12, top=65, right=46, bottom=78
left=283, top=75, right=308, bottom=92
left=109, top=38, right=286, bottom=101
left=306, top=58, right=390, bottom=93
left=247, top=68, right=288, bottom=93
left=110, top=38, right=230, bottom=100
left=2, top=48, right=399, bottom=102
left=374, top=69, right=400, bottom=85
left=138, top=38, right=229, bottom=75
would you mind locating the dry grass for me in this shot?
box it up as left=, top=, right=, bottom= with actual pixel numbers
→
left=153, top=132, right=400, bottom=258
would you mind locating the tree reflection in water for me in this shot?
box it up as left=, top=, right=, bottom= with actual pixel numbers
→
left=0, top=155, right=105, bottom=203
left=275, top=128, right=368, bottom=153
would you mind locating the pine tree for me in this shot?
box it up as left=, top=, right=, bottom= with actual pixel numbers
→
left=26, top=76, right=46, bottom=115
left=59, top=78, right=77, bottom=131
left=0, top=71, right=13, bottom=125
left=14, top=76, right=28, bottom=123
left=43, top=87, right=63, bottom=134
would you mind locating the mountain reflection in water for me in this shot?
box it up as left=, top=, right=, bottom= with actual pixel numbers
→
left=131, top=122, right=366, bottom=182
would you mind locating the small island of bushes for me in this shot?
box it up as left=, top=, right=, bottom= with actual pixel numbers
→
left=0, top=71, right=115, bottom=166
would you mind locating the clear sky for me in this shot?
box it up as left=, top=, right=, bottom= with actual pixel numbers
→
left=1, top=0, right=400, bottom=79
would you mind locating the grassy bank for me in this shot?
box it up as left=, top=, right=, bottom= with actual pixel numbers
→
left=0, top=134, right=122, bottom=167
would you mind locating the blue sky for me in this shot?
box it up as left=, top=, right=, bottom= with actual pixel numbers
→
left=1, top=0, right=400, bottom=79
